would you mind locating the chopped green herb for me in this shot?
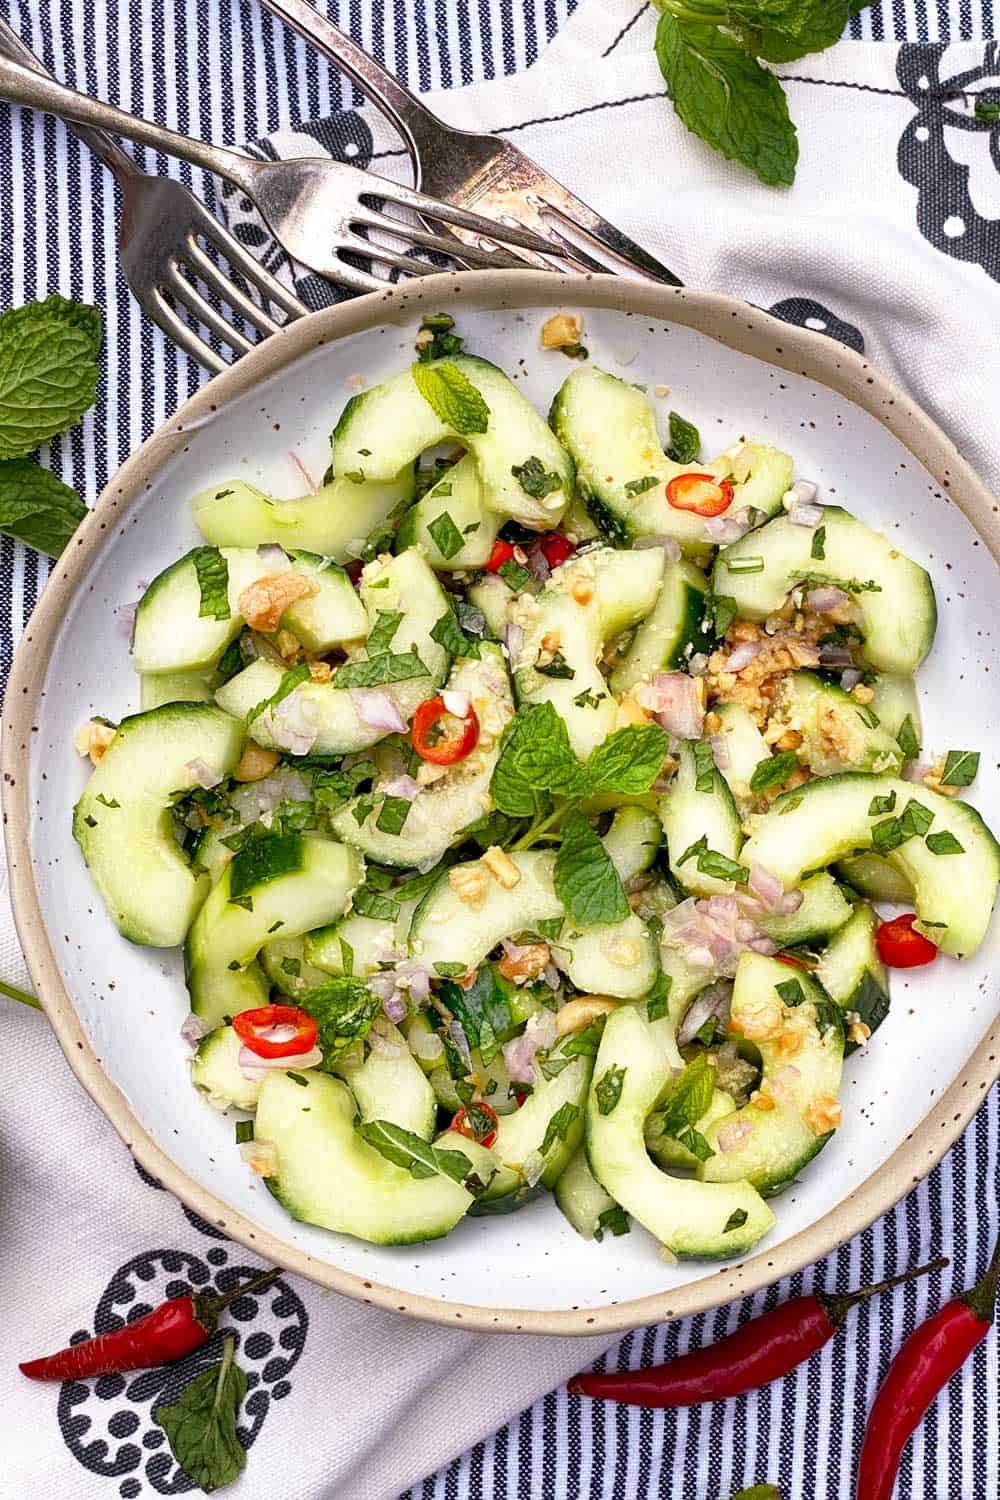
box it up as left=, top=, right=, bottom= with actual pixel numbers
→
left=926, top=830, right=964, bottom=855
left=727, top=555, right=764, bottom=575
left=897, top=714, right=920, bottom=760
left=776, top=977, right=807, bottom=1008
left=810, top=525, right=826, bottom=561
left=869, top=790, right=897, bottom=817
left=595, top=1065, right=626, bottom=1116
left=411, top=360, right=489, bottom=435
left=95, top=793, right=120, bottom=808
left=246, top=661, right=310, bottom=725
left=430, top=606, right=481, bottom=660
left=749, top=751, right=799, bottom=796
left=594, top=1205, right=630, bottom=1241
left=693, top=739, right=717, bottom=792
left=280, top=957, right=301, bottom=978
left=940, top=749, right=980, bottom=788
left=191, top=546, right=231, bottom=621
left=352, top=885, right=400, bottom=921
left=428, top=510, right=465, bottom=559
left=541, top=1101, right=579, bottom=1155
left=900, top=799, right=934, bottom=840
left=334, top=651, right=428, bottom=689
left=624, top=475, right=660, bottom=497
left=573, top=687, right=602, bottom=709
left=415, top=312, right=464, bottom=363
left=498, top=557, right=533, bottom=592
left=376, top=796, right=411, bottom=836
left=665, top=410, right=700, bottom=464
left=235, top=1119, right=254, bottom=1145
left=338, top=938, right=354, bottom=976
left=536, top=650, right=575, bottom=680
left=511, top=456, right=562, bottom=501
left=724, top=1208, right=749, bottom=1233
left=366, top=609, right=403, bottom=655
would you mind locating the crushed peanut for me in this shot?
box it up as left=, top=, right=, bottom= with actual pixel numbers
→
left=750, top=1089, right=776, bottom=1112
left=851, top=682, right=875, bottom=705
left=480, top=845, right=522, bottom=890
left=238, top=572, right=317, bottom=633
left=308, top=660, right=333, bottom=683
left=448, top=864, right=489, bottom=910
left=805, top=1093, right=842, bottom=1135
left=74, top=719, right=117, bottom=765
left=848, top=1018, right=872, bottom=1047
left=730, top=997, right=783, bottom=1041
left=923, top=754, right=961, bottom=797
left=571, top=577, right=594, bottom=606
left=775, top=728, right=803, bottom=752
left=555, top=995, right=619, bottom=1036
left=540, top=312, right=583, bottom=349
left=233, top=743, right=281, bottom=782
left=497, top=942, right=550, bottom=984
left=275, top=629, right=303, bottom=663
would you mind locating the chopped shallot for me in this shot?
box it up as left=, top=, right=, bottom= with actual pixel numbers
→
left=710, top=734, right=730, bottom=771
left=269, top=691, right=320, bottom=755
left=381, top=774, right=421, bottom=802
left=717, top=1118, right=755, bottom=1153
left=677, top=981, right=733, bottom=1047
left=238, top=1044, right=323, bottom=1078
left=840, top=668, right=862, bottom=691
left=256, top=543, right=290, bottom=571
left=703, top=512, right=750, bottom=545
left=806, top=586, right=849, bottom=615
left=820, top=642, right=855, bottom=669
left=442, top=689, right=472, bottom=719
left=180, top=1013, right=210, bottom=1048
left=633, top=534, right=682, bottom=561
left=748, top=864, right=803, bottom=916
left=724, top=641, right=762, bottom=673
left=351, top=689, right=407, bottom=734
left=523, top=1150, right=546, bottom=1188
left=636, top=672, right=703, bottom=740
left=184, top=758, right=222, bottom=790
left=502, top=622, right=524, bottom=660
left=408, top=1026, right=444, bottom=1062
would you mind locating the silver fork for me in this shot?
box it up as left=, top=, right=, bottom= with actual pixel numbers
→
left=258, top=0, right=682, bottom=285
left=0, top=54, right=571, bottom=298
left=0, top=16, right=307, bottom=373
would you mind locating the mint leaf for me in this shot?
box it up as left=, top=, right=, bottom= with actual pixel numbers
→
left=897, top=713, right=920, bottom=760
left=498, top=557, right=533, bottom=592
left=869, top=790, right=897, bottom=817
left=366, top=609, right=403, bottom=654
left=596, top=1065, right=626, bottom=1115
left=536, top=650, right=575, bottom=680
left=665, top=410, right=700, bottom=464
left=192, top=546, right=230, bottom=621
left=0, top=295, right=102, bottom=459
left=412, top=360, right=489, bottom=435
left=585, top=723, right=672, bottom=794
left=376, top=795, right=411, bottom=835
left=658, top=1053, right=716, bottom=1138
left=724, top=1207, right=749, bottom=1233
left=300, top=977, right=380, bottom=1061
left=624, top=475, right=660, bottom=497
left=554, top=810, right=630, bottom=926
left=491, top=702, right=590, bottom=815
left=594, top=1205, right=630, bottom=1241
left=438, top=964, right=518, bottom=1063
left=334, top=651, right=428, bottom=688
left=940, top=749, right=979, bottom=788
left=654, top=13, right=797, bottom=188
left=247, top=661, right=310, bottom=725
left=351, top=884, right=400, bottom=920
left=810, top=525, right=826, bottom=561
left=739, top=0, right=849, bottom=63
left=430, top=606, right=481, bottom=660
left=427, top=510, right=465, bottom=559
left=749, top=750, right=799, bottom=795
left=926, top=830, right=964, bottom=855
left=899, top=798, right=933, bottom=840
left=154, top=1335, right=247, bottom=1493
left=416, top=312, right=464, bottom=363
left=541, top=1101, right=579, bottom=1155
left=229, top=831, right=304, bottom=899
left=360, top=1118, right=485, bottom=1192
left=646, top=970, right=673, bottom=1022
left=693, top=738, right=716, bottom=793
left=511, top=455, right=561, bottom=500
left=0, top=458, right=87, bottom=555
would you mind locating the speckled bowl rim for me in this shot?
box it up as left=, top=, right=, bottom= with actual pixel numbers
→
left=5, top=271, right=999, bottom=1336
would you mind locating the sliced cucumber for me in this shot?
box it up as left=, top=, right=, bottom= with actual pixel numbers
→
left=585, top=1005, right=774, bottom=1257
left=660, top=741, right=743, bottom=897
left=307, top=900, right=418, bottom=978
left=185, top=833, right=363, bottom=1027
left=140, top=668, right=219, bottom=710
left=191, top=1024, right=261, bottom=1111
left=760, top=873, right=852, bottom=947
left=554, top=1146, right=621, bottom=1239
left=466, top=573, right=514, bottom=639
left=477, top=1034, right=593, bottom=1206
left=73, top=703, right=245, bottom=947
left=331, top=1018, right=437, bottom=1138
left=700, top=952, right=844, bottom=1195
left=610, top=558, right=710, bottom=693
left=329, top=644, right=514, bottom=867
left=713, top=507, right=937, bottom=675
left=817, top=903, right=891, bottom=1050
left=554, top=912, right=657, bottom=1000
left=216, top=548, right=451, bottom=756
left=255, top=1071, right=487, bottom=1245
left=711, top=701, right=771, bottom=807
left=333, top=355, right=574, bottom=526
left=133, top=547, right=267, bottom=675
left=771, top=671, right=903, bottom=776
left=602, top=805, right=662, bottom=884
left=190, top=473, right=414, bottom=561
left=279, top=556, right=367, bottom=652
left=259, top=936, right=333, bottom=1001
left=394, top=455, right=500, bottom=569
left=835, top=851, right=914, bottom=903
left=513, top=547, right=665, bottom=760
left=742, top=773, right=1000, bottom=958
left=409, top=851, right=564, bottom=972
left=646, top=1088, right=736, bottom=1173
left=870, top=674, right=922, bottom=751
left=550, top=364, right=791, bottom=556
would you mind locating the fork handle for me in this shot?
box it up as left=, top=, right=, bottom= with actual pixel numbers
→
left=0, top=16, right=141, bottom=182
left=258, top=0, right=443, bottom=175
left=0, top=54, right=260, bottom=191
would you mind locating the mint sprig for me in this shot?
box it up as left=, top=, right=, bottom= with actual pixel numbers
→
left=0, top=295, right=101, bottom=458
left=0, top=459, right=87, bottom=556
left=412, top=360, right=490, bottom=435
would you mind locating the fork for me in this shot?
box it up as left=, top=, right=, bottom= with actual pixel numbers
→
left=257, top=0, right=682, bottom=285
left=0, top=16, right=307, bottom=373
left=0, top=54, right=572, bottom=299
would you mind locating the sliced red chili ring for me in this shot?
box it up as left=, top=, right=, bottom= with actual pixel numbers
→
left=411, top=694, right=479, bottom=765
left=485, top=538, right=516, bottom=573
left=451, top=1101, right=500, bottom=1148
left=875, top=913, right=938, bottom=968
left=232, top=1004, right=318, bottom=1059
left=665, top=472, right=734, bottom=517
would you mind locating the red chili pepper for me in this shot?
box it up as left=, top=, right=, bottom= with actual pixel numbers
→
left=539, top=532, right=576, bottom=570
left=485, top=538, right=515, bottom=573
left=411, top=694, right=479, bottom=765
left=665, top=472, right=734, bottom=517
left=775, top=954, right=811, bottom=971
left=19, top=1268, right=280, bottom=1381
left=345, top=559, right=363, bottom=587
left=875, top=913, right=938, bottom=968
left=232, top=1003, right=317, bottom=1059
left=856, top=1232, right=1000, bottom=1500
left=568, top=1256, right=946, bottom=1408
left=451, top=1101, right=500, bottom=1149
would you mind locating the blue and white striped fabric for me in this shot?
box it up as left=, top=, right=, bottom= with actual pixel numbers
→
left=1, top=4, right=997, bottom=1499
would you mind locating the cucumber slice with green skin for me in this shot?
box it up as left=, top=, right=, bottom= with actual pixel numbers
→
left=659, top=741, right=743, bottom=897
left=513, top=547, right=665, bottom=761
left=759, top=873, right=852, bottom=947
left=307, top=901, right=418, bottom=977
left=713, top=507, right=937, bottom=675
left=710, top=701, right=771, bottom=807
left=700, top=952, right=844, bottom=1195
left=191, top=1024, right=261, bottom=1111
left=428, top=1046, right=525, bottom=1116
left=554, top=1146, right=622, bottom=1239
left=646, top=1088, right=736, bottom=1173
left=771, top=671, right=904, bottom=776
left=133, top=547, right=267, bottom=674
left=259, top=936, right=333, bottom=1001
left=742, top=773, right=1000, bottom=958
left=549, top=364, right=792, bottom=557
left=216, top=549, right=451, bottom=756
left=333, top=355, right=575, bottom=527
left=331, top=1019, right=437, bottom=1138
left=73, top=704, right=245, bottom=947
left=466, top=574, right=514, bottom=639
left=554, top=912, right=658, bottom=1000
left=610, top=558, right=710, bottom=694
left=140, top=668, right=219, bottom=710
left=409, top=851, right=564, bottom=971
left=658, top=944, right=719, bottom=1024
left=394, top=455, right=501, bottom=569
left=817, top=903, right=891, bottom=1050
left=477, top=1035, right=593, bottom=1205
left=602, top=805, right=662, bottom=884
left=185, top=834, right=363, bottom=1027
left=870, top=674, right=922, bottom=750
left=585, top=1005, right=774, bottom=1257
left=402, top=1012, right=444, bottom=1076
left=279, top=556, right=367, bottom=653
left=329, top=645, right=514, bottom=867
left=254, top=1071, right=490, bottom=1245
left=835, top=852, right=914, bottom=903
left=190, top=473, right=414, bottom=561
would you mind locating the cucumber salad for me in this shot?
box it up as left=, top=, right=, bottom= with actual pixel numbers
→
left=73, top=315, right=1000, bottom=1260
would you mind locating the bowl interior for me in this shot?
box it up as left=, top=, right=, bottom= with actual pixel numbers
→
left=19, top=287, right=1000, bottom=1328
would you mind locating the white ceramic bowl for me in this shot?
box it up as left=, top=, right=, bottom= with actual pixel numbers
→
left=6, top=273, right=999, bottom=1334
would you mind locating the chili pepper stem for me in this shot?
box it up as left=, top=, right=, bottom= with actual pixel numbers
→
left=0, top=978, right=42, bottom=1011
left=822, top=1254, right=949, bottom=1326
left=204, top=1267, right=281, bottom=1318
left=959, top=1229, right=1000, bottom=1322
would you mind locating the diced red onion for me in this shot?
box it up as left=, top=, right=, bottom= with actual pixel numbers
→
left=269, top=691, right=320, bottom=755
left=543, top=962, right=561, bottom=991
left=502, top=622, right=524, bottom=660
left=368, top=1022, right=407, bottom=1056
left=747, top=863, right=803, bottom=914
left=748, top=933, right=780, bottom=955
left=381, top=773, right=421, bottom=802
left=710, top=734, right=730, bottom=771
left=442, top=688, right=472, bottom=718
left=787, top=489, right=824, bottom=527
left=786, top=480, right=818, bottom=506
left=637, top=672, right=704, bottom=740
left=724, top=641, right=762, bottom=673
left=704, top=512, right=750, bottom=545
left=718, top=1119, right=754, bottom=1153
left=677, top=981, right=733, bottom=1047
left=688, top=652, right=709, bottom=676
left=840, top=668, right=862, bottom=691
left=806, top=587, right=849, bottom=615
left=257, top=543, right=290, bottom=571
left=525, top=545, right=551, bottom=584
left=184, top=757, right=223, bottom=790
left=820, top=642, right=855, bottom=669
left=239, top=1139, right=278, bottom=1175
left=288, top=450, right=317, bottom=494
left=408, top=1026, right=444, bottom=1062
left=633, top=534, right=682, bottom=561
left=180, top=1012, right=211, bottom=1048
left=351, top=688, right=407, bottom=734
left=771, top=1064, right=802, bottom=1101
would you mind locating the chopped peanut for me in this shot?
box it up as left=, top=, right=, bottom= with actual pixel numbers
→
left=923, top=754, right=961, bottom=797
left=233, top=743, right=281, bottom=782
left=540, top=312, right=583, bottom=349
left=775, top=1025, right=804, bottom=1059
left=480, top=845, right=522, bottom=890
left=275, top=629, right=303, bottom=663
left=237, top=572, right=317, bottom=633
left=555, top=995, right=619, bottom=1036
left=805, top=1093, right=842, bottom=1135
left=848, top=1018, right=872, bottom=1047
left=308, top=660, right=332, bottom=683
left=448, top=864, right=489, bottom=910
left=571, top=577, right=594, bottom=606
left=74, top=719, right=117, bottom=765
left=750, top=1089, right=776, bottom=1112
left=730, top=619, right=762, bottom=644
left=540, top=632, right=561, bottom=654
left=615, top=692, right=651, bottom=730
left=497, top=943, right=550, bottom=984
left=730, top=997, right=783, bottom=1042
left=775, top=729, right=803, bottom=752
left=851, top=682, right=875, bottom=705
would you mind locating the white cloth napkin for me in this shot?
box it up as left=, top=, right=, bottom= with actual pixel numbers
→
left=4, top=6, right=999, bottom=1499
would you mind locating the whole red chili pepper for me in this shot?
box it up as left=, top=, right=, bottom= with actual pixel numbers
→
left=568, top=1256, right=947, bottom=1408
left=19, top=1267, right=280, bottom=1382
left=855, top=1231, right=1000, bottom=1500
